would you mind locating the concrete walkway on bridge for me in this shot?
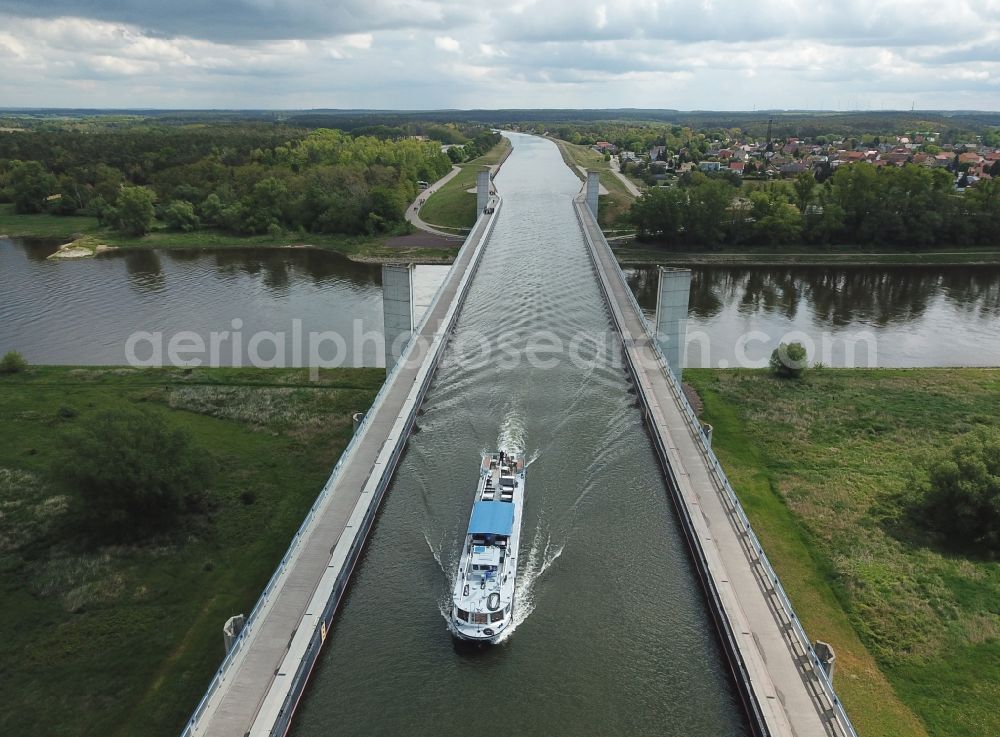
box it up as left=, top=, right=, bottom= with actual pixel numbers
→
left=575, top=192, right=855, bottom=737
left=183, top=196, right=502, bottom=737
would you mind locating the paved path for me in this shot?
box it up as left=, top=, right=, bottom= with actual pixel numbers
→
left=610, top=156, right=643, bottom=197
left=187, top=199, right=502, bottom=737
left=576, top=196, right=854, bottom=737
left=405, top=165, right=465, bottom=237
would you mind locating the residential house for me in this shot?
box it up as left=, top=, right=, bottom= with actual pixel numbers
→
left=835, top=150, right=866, bottom=163
left=932, top=152, right=953, bottom=168
left=779, top=161, right=809, bottom=177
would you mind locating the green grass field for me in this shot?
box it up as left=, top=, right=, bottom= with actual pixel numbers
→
left=685, top=368, right=1000, bottom=737
left=0, top=365, right=384, bottom=737
left=548, top=137, right=636, bottom=228
left=418, top=138, right=511, bottom=230
left=0, top=203, right=100, bottom=238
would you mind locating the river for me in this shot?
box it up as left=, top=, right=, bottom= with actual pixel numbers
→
left=3, top=239, right=998, bottom=370
left=0, top=239, right=447, bottom=368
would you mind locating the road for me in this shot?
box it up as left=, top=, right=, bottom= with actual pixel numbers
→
left=404, top=165, right=464, bottom=237
left=610, top=156, right=643, bottom=197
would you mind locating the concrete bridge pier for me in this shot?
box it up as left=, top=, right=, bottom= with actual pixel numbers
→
left=222, top=615, right=245, bottom=655
left=586, top=169, right=600, bottom=216
left=382, top=263, right=414, bottom=370
left=654, top=266, right=692, bottom=380
left=477, top=169, right=491, bottom=214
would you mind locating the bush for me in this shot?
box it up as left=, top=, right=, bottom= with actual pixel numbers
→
left=56, top=407, right=209, bottom=541
left=0, top=350, right=28, bottom=373
left=769, top=342, right=808, bottom=378
left=114, top=186, right=156, bottom=236
left=163, top=199, right=200, bottom=232
left=920, top=428, right=1000, bottom=555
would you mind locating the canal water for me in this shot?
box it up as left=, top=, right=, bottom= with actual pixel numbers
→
left=290, top=133, right=748, bottom=735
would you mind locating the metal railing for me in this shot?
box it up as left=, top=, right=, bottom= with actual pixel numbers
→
left=575, top=198, right=857, bottom=737
left=180, top=196, right=503, bottom=737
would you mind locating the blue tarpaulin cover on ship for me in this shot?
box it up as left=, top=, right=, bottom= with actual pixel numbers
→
left=469, top=501, right=514, bottom=536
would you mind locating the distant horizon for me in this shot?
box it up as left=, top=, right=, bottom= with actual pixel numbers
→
left=2, top=107, right=998, bottom=114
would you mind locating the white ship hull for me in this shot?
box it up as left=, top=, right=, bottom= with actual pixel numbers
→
left=450, top=452, right=526, bottom=643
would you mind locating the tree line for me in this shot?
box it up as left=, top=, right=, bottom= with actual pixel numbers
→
left=0, top=122, right=500, bottom=237
left=628, top=165, right=1000, bottom=249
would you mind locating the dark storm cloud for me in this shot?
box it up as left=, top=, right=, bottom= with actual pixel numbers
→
left=0, top=0, right=472, bottom=42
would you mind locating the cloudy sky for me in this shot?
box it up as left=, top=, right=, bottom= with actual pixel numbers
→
left=1, top=0, right=999, bottom=110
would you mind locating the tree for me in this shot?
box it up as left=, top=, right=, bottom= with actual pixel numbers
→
left=628, top=187, right=684, bottom=242
left=163, top=199, right=200, bottom=232
left=792, top=171, right=816, bottom=213
left=0, top=350, right=28, bottom=374
left=685, top=178, right=734, bottom=247
left=200, top=193, right=223, bottom=226
left=769, top=342, right=808, bottom=378
left=9, top=160, right=56, bottom=213
left=919, top=428, right=1000, bottom=555
left=56, top=408, right=209, bottom=541
left=115, top=186, right=156, bottom=236
left=749, top=189, right=802, bottom=245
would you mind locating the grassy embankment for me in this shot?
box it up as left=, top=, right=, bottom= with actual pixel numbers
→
left=685, top=368, right=1000, bottom=737
left=0, top=204, right=460, bottom=264
left=548, top=137, right=636, bottom=229
left=0, top=365, right=384, bottom=737
left=417, top=137, right=511, bottom=231
left=613, top=242, right=1000, bottom=266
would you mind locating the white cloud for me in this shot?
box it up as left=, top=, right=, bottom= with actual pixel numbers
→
left=343, top=33, right=374, bottom=50
left=0, top=2, right=999, bottom=108
left=434, top=35, right=461, bottom=53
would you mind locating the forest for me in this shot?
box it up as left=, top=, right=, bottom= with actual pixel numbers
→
left=627, top=166, right=1000, bottom=249
left=0, top=119, right=500, bottom=237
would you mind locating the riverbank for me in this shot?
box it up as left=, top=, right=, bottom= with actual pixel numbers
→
left=615, top=242, right=1000, bottom=266
left=0, top=365, right=384, bottom=737
left=0, top=204, right=459, bottom=264
left=417, top=137, right=511, bottom=231
left=685, top=367, right=1000, bottom=737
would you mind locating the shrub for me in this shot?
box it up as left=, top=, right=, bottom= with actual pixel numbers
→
left=114, top=186, right=156, bottom=236
left=0, top=350, right=28, bottom=373
left=919, top=428, right=1000, bottom=555
left=163, top=199, right=200, bottom=232
left=769, top=342, right=808, bottom=378
left=56, top=407, right=209, bottom=541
